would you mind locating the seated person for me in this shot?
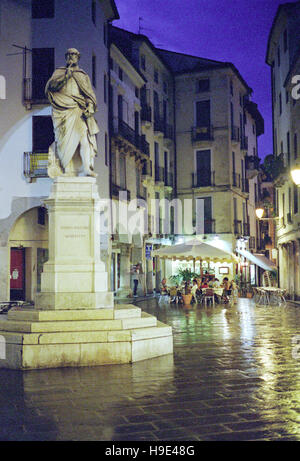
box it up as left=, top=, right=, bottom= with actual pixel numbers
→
left=160, top=278, right=169, bottom=295
left=201, top=278, right=208, bottom=289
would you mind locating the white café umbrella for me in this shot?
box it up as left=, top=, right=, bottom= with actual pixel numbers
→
left=152, top=238, right=236, bottom=263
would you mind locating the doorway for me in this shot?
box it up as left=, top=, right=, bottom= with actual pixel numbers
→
left=10, top=248, right=25, bottom=301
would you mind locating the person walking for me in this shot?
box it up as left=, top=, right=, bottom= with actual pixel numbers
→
left=132, top=266, right=139, bottom=297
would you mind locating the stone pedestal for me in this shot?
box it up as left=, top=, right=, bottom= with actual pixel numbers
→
left=0, top=177, right=173, bottom=369
left=35, top=177, right=113, bottom=309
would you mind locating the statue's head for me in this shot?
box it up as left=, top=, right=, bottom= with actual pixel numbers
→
left=65, top=48, right=80, bottom=66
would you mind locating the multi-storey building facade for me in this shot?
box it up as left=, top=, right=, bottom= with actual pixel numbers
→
left=156, top=49, right=264, bottom=283
left=266, top=1, right=300, bottom=298
left=0, top=0, right=119, bottom=301
left=110, top=27, right=176, bottom=295
left=107, top=29, right=265, bottom=287
left=109, top=41, right=149, bottom=296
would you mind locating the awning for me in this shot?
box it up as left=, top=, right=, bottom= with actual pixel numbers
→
left=153, top=238, right=236, bottom=263
left=236, top=249, right=276, bottom=271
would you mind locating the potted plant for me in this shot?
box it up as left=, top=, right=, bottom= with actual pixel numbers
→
left=170, top=268, right=198, bottom=304
left=246, top=283, right=253, bottom=298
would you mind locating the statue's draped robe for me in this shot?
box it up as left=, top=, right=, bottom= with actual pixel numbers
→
left=45, top=68, right=99, bottom=170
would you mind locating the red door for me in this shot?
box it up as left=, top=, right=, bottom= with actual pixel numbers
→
left=10, top=248, right=25, bottom=300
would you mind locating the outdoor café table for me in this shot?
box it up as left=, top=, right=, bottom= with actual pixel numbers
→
left=213, top=288, right=223, bottom=296
left=257, top=287, right=286, bottom=305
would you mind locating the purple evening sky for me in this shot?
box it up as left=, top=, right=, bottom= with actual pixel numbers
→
left=113, top=0, right=294, bottom=161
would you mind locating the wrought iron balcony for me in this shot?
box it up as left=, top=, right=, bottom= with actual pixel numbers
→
left=141, top=104, right=152, bottom=123
left=232, top=172, right=241, bottom=188
left=191, top=125, right=214, bottom=142
left=164, top=171, right=174, bottom=187
left=23, top=151, right=49, bottom=178
left=142, top=160, right=152, bottom=177
left=154, top=117, right=165, bottom=134
left=111, top=117, right=150, bottom=156
left=231, top=125, right=240, bottom=142
left=155, top=166, right=164, bottom=183
left=240, top=135, right=248, bottom=150
left=245, top=155, right=260, bottom=171
left=243, top=222, right=250, bottom=236
left=192, top=170, right=215, bottom=187
left=241, top=177, right=249, bottom=193
left=163, top=123, right=173, bottom=140
left=23, top=78, right=49, bottom=106
left=194, top=218, right=216, bottom=235
left=139, top=135, right=150, bottom=156
left=234, top=219, right=242, bottom=235
left=111, top=183, right=131, bottom=201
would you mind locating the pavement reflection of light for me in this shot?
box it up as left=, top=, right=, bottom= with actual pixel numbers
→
left=221, top=309, right=231, bottom=341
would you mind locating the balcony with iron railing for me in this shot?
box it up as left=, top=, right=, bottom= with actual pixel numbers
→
left=111, top=117, right=150, bottom=157
left=192, top=170, right=215, bottom=188
left=141, top=104, right=152, bottom=124
left=231, top=125, right=240, bottom=143
left=154, top=117, right=165, bottom=134
left=195, top=219, right=216, bottom=235
left=191, top=125, right=214, bottom=143
left=111, top=183, right=131, bottom=201
left=240, top=135, right=248, bottom=150
left=232, top=172, right=241, bottom=188
left=234, top=220, right=242, bottom=235
left=23, top=78, right=49, bottom=106
left=243, top=222, right=250, bottom=236
left=164, top=171, right=174, bottom=187
left=245, top=155, right=260, bottom=171
left=142, top=160, right=152, bottom=177
left=163, top=123, right=173, bottom=141
left=241, top=177, right=249, bottom=193
left=155, top=166, right=164, bottom=183
left=23, top=151, right=49, bottom=179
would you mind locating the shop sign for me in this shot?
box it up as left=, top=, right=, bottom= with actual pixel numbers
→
left=145, top=244, right=152, bottom=260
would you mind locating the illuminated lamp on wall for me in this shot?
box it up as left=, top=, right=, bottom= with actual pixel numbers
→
left=255, top=207, right=265, bottom=219
left=291, top=163, right=300, bottom=187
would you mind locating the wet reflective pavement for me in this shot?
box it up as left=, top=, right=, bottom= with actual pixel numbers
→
left=0, top=297, right=299, bottom=441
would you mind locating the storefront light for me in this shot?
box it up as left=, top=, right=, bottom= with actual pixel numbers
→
left=290, top=164, right=300, bottom=187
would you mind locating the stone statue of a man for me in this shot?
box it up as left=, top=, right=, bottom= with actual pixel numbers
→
left=45, top=48, right=99, bottom=177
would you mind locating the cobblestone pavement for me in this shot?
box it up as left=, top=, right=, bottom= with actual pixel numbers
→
left=0, top=298, right=300, bottom=441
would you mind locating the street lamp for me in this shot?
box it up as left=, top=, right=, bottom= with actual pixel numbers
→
left=290, top=164, right=300, bottom=187
left=255, top=206, right=279, bottom=221
left=255, top=207, right=265, bottom=219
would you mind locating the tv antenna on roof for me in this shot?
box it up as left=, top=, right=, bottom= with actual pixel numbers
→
left=7, top=44, right=32, bottom=79
left=138, top=17, right=154, bottom=34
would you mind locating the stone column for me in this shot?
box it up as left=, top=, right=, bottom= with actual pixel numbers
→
left=0, top=246, right=9, bottom=301
left=35, top=177, right=113, bottom=310
left=146, top=257, right=153, bottom=294
left=155, top=256, right=162, bottom=293
left=117, top=244, right=132, bottom=298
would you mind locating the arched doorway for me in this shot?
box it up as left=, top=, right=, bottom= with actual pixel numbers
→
left=8, top=206, right=48, bottom=301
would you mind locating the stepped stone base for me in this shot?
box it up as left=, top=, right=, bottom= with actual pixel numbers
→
left=0, top=305, right=173, bottom=370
